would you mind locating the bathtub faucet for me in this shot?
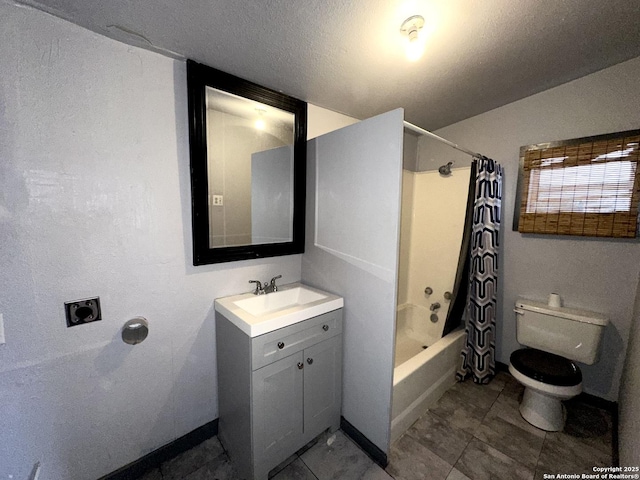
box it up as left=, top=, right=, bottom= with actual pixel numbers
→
left=430, top=302, right=441, bottom=312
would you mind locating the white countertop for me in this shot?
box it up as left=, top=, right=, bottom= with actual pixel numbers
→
left=215, top=282, right=344, bottom=337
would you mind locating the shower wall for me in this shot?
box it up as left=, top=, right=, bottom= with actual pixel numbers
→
left=398, top=167, right=471, bottom=336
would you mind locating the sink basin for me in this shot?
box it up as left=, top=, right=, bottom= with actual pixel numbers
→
left=215, top=283, right=343, bottom=337
left=234, top=287, right=328, bottom=317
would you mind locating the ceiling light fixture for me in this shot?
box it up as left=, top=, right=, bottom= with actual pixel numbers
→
left=254, top=107, right=266, bottom=130
left=400, top=15, right=425, bottom=62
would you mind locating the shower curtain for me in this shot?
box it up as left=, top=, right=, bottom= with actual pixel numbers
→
left=456, top=156, right=503, bottom=384
left=443, top=161, right=476, bottom=337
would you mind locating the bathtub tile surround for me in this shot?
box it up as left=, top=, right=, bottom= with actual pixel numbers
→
left=397, top=168, right=471, bottom=335
left=388, top=371, right=614, bottom=480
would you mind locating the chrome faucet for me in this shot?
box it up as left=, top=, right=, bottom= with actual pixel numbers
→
left=264, top=275, right=282, bottom=294
left=249, top=275, right=282, bottom=295
left=249, top=280, right=265, bottom=295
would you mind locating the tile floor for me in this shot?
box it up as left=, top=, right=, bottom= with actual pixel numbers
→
left=137, top=371, right=614, bottom=480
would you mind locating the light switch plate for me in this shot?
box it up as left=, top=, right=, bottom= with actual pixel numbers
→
left=0, top=313, right=5, bottom=345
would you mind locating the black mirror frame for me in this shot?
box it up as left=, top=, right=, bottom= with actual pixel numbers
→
left=186, top=60, right=307, bottom=265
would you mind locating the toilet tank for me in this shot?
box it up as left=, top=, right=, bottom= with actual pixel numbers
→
left=515, top=298, right=608, bottom=365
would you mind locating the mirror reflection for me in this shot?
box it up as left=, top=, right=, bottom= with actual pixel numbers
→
left=205, top=87, right=295, bottom=248
left=186, top=59, right=306, bottom=265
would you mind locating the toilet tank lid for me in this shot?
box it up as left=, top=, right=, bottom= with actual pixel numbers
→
left=516, top=298, right=609, bottom=326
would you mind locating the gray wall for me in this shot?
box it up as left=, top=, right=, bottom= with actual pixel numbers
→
left=431, top=56, right=640, bottom=400
left=402, top=131, right=419, bottom=171
left=0, top=4, right=353, bottom=478
left=619, top=272, right=640, bottom=464
left=302, top=109, right=404, bottom=455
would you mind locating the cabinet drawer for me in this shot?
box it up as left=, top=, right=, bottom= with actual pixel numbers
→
left=251, top=309, right=342, bottom=370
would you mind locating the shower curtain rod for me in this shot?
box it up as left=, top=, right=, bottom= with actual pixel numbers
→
left=403, top=121, right=483, bottom=159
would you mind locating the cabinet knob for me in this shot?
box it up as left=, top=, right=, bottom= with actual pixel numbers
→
left=297, top=362, right=304, bottom=369
left=307, top=358, right=313, bottom=365
left=277, top=342, right=285, bottom=349
left=322, top=324, right=329, bottom=331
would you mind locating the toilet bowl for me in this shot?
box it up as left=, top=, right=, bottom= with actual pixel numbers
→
left=509, top=348, right=582, bottom=431
left=509, top=298, right=607, bottom=432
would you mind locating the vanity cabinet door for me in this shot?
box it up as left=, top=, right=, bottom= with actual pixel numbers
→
left=303, top=335, right=342, bottom=439
left=252, top=352, right=304, bottom=469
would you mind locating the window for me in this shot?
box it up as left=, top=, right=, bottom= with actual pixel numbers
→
left=514, top=130, right=640, bottom=238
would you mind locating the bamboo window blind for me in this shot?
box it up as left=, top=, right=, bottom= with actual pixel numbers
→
left=515, top=129, right=640, bottom=238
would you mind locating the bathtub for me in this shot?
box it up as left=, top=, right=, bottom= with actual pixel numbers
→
left=391, top=303, right=466, bottom=443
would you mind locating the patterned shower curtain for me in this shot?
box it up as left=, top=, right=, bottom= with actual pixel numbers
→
left=456, top=156, right=503, bottom=384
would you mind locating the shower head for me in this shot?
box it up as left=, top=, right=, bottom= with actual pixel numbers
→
left=438, top=162, right=454, bottom=176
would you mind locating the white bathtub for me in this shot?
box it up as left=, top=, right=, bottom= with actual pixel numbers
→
left=391, top=304, right=466, bottom=443
left=394, top=303, right=442, bottom=366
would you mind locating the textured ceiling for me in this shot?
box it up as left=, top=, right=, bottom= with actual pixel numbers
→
left=18, top=0, right=640, bottom=130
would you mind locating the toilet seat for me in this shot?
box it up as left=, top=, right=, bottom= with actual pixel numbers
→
left=509, top=348, right=583, bottom=431
left=510, top=348, right=582, bottom=387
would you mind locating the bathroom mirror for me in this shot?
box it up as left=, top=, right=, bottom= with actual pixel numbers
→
left=187, top=60, right=307, bottom=265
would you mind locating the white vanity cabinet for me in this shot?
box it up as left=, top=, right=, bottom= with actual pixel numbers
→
left=216, top=308, right=343, bottom=480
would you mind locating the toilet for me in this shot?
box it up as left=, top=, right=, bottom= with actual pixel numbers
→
left=508, top=298, right=608, bottom=432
